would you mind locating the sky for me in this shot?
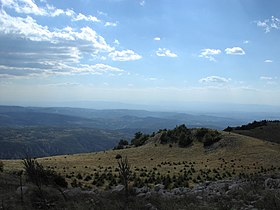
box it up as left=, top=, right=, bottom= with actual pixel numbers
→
left=0, top=0, right=280, bottom=109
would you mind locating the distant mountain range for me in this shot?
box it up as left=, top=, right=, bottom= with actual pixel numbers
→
left=0, top=105, right=248, bottom=130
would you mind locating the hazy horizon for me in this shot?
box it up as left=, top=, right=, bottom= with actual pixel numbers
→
left=1, top=100, right=280, bottom=115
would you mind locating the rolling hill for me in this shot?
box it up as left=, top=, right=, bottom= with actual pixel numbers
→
left=3, top=126, right=280, bottom=184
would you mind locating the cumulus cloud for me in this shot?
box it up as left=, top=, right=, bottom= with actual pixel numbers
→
left=256, top=16, right=280, bottom=33
left=154, top=37, right=160, bottom=41
left=199, top=49, right=221, bottom=61
left=225, top=47, right=245, bottom=55
left=156, top=48, right=177, bottom=57
left=109, top=50, right=142, bottom=61
left=243, top=40, right=250, bottom=44
left=1, top=0, right=48, bottom=16
left=72, top=13, right=100, bottom=22
left=199, top=76, right=231, bottom=85
left=0, top=11, right=113, bottom=51
left=0, top=0, right=139, bottom=79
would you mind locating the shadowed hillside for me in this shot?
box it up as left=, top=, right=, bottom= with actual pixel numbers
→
left=224, top=120, right=280, bottom=144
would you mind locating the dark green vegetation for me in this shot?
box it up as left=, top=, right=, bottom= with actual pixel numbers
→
left=23, top=156, right=67, bottom=190
left=224, top=120, right=280, bottom=144
left=129, top=125, right=221, bottom=148
left=0, top=160, right=3, bottom=172
left=0, top=127, right=130, bottom=159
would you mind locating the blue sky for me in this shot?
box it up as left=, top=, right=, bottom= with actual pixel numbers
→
left=0, top=0, right=280, bottom=109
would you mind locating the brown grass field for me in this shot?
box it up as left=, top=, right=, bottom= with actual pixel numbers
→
left=2, top=131, right=280, bottom=188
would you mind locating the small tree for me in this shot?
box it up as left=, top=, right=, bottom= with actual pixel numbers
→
left=114, top=139, right=129, bottom=150
left=117, top=156, right=131, bottom=197
left=22, top=157, right=46, bottom=192
left=22, top=156, right=67, bottom=197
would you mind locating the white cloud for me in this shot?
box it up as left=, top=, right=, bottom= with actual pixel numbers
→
left=154, top=37, right=161, bottom=41
left=264, top=59, right=273, bottom=63
left=0, top=11, right=53, bottom=41
left=256, top=16, right=280, bottom=33
left=97, top=11, right=107, bottom=16
left=156, top=48, right=177, bottom=57
left=109, top=50, right=142, bottom=61
left=72, top=13, right=100, bottom=22
left=145, top=77, right=157, bottom=81
left=74, top=64, right=124, bottom=74
left=1, top=0, right=48, bottom=16
left=139, top=0, right=145, bottom=6
left=104, top=22, right=118, bottom=27
left=199, top=76, right=231, bottom=84
left=260, top=76, right=273, bottom=80
left=65, top=9, right=75, bottom=17
left=113, top=39, right=120, bottom=45
left=199, top=48, right=221, bottom=61
left=0, top=11, right=114, bottom=51
left=260, top=76, right=278, bottom=85
left=243, top=40, right=250, bottom=44
left=225, top=47, right=245, bottom=55
left=0, top=0, right=142, bottom=78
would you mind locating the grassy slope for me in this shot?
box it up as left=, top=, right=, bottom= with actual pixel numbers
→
left=3, top=132, right=280, bottom=185
left=232, top=121, right=280, bottom=144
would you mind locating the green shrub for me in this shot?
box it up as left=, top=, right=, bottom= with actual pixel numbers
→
left=114, top=139, right=129, bottom=150
left=203, top=130, right=221, bottom=147
left=131, top=132, right=149, bottom=147
left=178, top=133, right=193, bottom=147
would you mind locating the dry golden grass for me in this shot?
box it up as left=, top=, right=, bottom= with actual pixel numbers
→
left=3, top=132, right=280, bottom=181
